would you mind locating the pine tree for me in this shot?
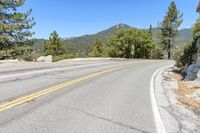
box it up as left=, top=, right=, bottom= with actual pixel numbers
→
left=159, top=1, right=183, bottom=59
left=149, top=25, right=153, bottom=36
left=89, top=38, right=104, bottom=57
left=44, top=31, right=67, bottom=56
left=0, top=0, right=35, bottom=50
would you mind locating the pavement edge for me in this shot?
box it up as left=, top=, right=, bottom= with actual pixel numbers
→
left=150, top=65, right=173, bottom=133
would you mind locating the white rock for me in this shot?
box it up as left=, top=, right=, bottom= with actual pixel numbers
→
left=0, top=59, right=19, bottom=64
left=37, top=55, right=52, bottom=63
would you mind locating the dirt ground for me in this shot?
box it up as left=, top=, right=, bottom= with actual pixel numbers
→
left=169, top=71, right=200, bottom=125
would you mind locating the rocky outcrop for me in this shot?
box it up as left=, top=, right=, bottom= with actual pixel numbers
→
left=37, top=55, right=52, bottom=63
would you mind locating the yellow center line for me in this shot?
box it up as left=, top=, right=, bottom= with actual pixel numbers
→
left=0, top=64, right=134, bottom=112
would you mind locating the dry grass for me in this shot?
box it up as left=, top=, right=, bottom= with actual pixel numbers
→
left=170, top=72, right=200, bottom=110
left=177, top=96, right=200, bottom=109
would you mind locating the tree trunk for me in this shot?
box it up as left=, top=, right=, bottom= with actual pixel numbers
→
left=167, top=42, right=171, bottom=59
left=168, top=51, right=171, bottom=59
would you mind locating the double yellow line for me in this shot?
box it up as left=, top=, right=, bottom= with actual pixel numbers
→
left=0, top=64, right=134, bottom=112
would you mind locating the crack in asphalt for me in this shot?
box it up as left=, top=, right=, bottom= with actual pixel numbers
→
left=57, top=105, right=150, bottom=133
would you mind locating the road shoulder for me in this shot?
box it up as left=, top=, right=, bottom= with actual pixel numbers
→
left=155, top=67, right=200, bottom=133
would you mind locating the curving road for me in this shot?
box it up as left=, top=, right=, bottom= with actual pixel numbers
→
left=0, top=59, right=173, bottom=133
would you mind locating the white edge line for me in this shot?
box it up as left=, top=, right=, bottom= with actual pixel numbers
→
left=150, top=65, right=173, bottom=133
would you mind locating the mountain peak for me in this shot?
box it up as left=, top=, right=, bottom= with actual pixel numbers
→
left=113, top=23, right=129, bottom=29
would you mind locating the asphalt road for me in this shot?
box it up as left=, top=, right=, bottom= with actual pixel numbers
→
left=0, top=59, right=173, bottom=133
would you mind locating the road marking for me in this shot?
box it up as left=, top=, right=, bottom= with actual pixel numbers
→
left=0, top=64, right=134, bottom=112
left=150, top=65, right=173, bottom=133
left=0, top=62, right=117, bottom=79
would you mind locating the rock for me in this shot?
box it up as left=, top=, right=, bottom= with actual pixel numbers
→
left=185, top=64, right=200, bottom=81
left=37, top=55, right=52, bottom=63
left=184, top=38, right=200, bottom=81
left=197, top=71, right=200, bottom=79
left=196, top=56, right=200, bottom=64
left=0, top=59, right=19, bottom=64
left=197, top=39, right=200, bottom=57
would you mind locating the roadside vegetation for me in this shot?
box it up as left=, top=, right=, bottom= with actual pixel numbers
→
left=0, top=0, right=36, bottom=61
left=43, top=31, right=72, bottom=62
left=161, top=1, right=200, bottom=70
left=172, top=19, right=200, bottom=68
left=107, top=29, right=156, bottom=59
left=89, top=38, right=105, bottom=57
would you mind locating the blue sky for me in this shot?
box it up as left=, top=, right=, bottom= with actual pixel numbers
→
left=19, top=0, right=199, bottom=39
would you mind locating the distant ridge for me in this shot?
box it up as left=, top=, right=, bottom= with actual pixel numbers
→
left=33, top=24, right=192, bottom=56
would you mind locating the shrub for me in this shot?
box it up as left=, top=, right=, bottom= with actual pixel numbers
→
left=52, top=54, right=72, bottom=62
left=18, top=51, right=41, bottom=61
left=151, top=45, right=164, bottom=59
left=172, top=42, right=196, bottom=68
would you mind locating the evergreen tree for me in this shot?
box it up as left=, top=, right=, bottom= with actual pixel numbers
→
left=192, top=18, right=200, bottom=46
left=149, top=25, right=153, bottom=36
left=159, top=1, right=183, bottom=59
left=0, top=0, right=35, bottom=50
left=186, top=18, right=200, bottom=64
left=44, top=31, right=67, bottom=56
left=89, top=38, right=104, bottom=57
left=108, top=29, right=134, bottom=58
left=108, top=29, right=155, bottom=59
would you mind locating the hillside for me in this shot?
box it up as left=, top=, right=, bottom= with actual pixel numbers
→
left=63, top=24, right=131, bottom=56
left=33, top=24, right=192, bottom=57
left=177, top=28, right=192, bottom=42
left=151, top=27, right=192, bottom=43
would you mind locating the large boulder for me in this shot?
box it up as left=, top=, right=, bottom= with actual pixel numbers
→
left=37, top=55, right=52, bottom=63
left=185, top=63, right=200, bottom=81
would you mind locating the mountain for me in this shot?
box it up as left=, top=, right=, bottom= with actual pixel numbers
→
left=33, top=24, right=192, bottom=56
left=151, top=27, right=192, bottom=43
left=62, top=24, right=131, bottom=56
left=32, top=39, right=45, bottom=51
left=178, top=28, right=192, bottom=42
